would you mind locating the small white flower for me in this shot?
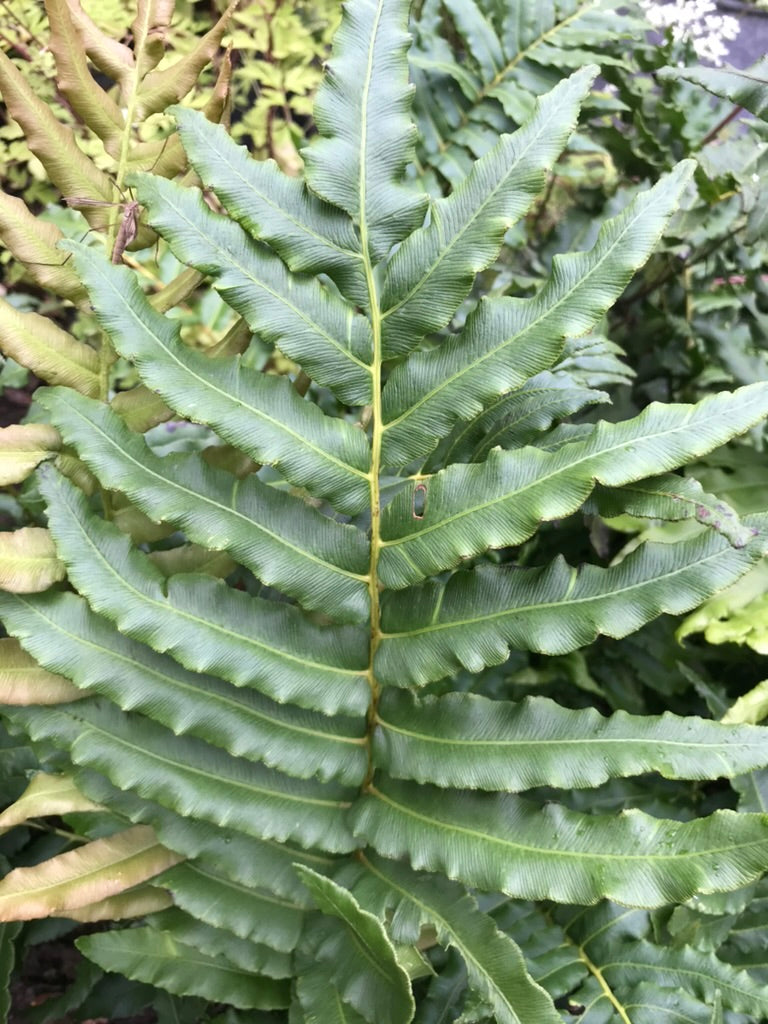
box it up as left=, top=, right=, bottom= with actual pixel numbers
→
left=640, top=0, right=741, bottom=64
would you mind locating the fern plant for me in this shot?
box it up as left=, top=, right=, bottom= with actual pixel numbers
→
left=408, top=0, right=643, bottom=190
left=4, top=0, right=768, bottom=1019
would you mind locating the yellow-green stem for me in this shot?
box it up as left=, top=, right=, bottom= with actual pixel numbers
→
left=579, top=947, right=632, bottom=1024
left=96, top=6, right=152, bottom=524
left=364, top=247, right=383, bottom=787
left=97, top=4, right=151, bottom=402
left=358, top=0, right=386, bottom=789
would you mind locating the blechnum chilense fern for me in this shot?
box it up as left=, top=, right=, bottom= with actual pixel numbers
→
left=4, top=0, right=768, bottom=1020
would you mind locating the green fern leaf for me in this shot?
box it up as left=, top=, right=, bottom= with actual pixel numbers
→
left=352, top=777, right=768, bottom=907
left=169, top=107, right=366, bottom=302
left=354, top=855, right=560, bottom=1024
left=410, top=0, right=642, bottom=182
left=148, top=907, right=292, bottom=977
left=4, top=0, right=768, bottom=1016
left=379, top=385, right=768, bottom=587
left=296, top=866, right=416, bottom=1024
left=377, top=524, right=768, bottom=685
left=659, top=58, right=768, bottom=122
left=38, top=469, right=369, bottom=715
left=374, top=691, right=768, bottom=790
left=0, top=588, right=366, bottom=786
left=73, top=768, right=333, bottom=907
left=545, top=900, right=768, bottom=1019
left=294, top=965, right=370, bottom=1024
left=125, top=175, right=373, bottom=406
left=441, top=0, right=503, bottom=77
left=434, top=370, right=609, bottom=469
left=77, top=928, right=290, bottom=1011
left=380, top=161, right=694, bottom=466
left=9, top=701, right=358, bottom=853
left=63, top=244, right=371, bottom=515
left=588, top=474, right=753, bottom=547
left=157, top=861, right=306, bottom=951
left=379, top=67, right=595, bottom=357
left=302, top=0, right=428, bottom=261
left=40, top=389, right=370, bottom=623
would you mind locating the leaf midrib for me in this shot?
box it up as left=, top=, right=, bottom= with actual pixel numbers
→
left=375, top=713, right=763, bottom=754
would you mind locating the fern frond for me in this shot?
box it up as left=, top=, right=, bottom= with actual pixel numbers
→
left=297, top=866, right=416, bottom=1024
left=379, top=386, right=768, bottom=587
left=64, top=244, right=371, bottom=515
left=410, top=0, right=643, bottom=184
left=434, top=369, right=609, bottom=469
left=0, top=771, right=102, bottom=830
left=0, top=300, right=100, bottom=396
left=352, top=777, right=768, bottom=907
left=377, top=525, right=768, bottom=684
left=2, top=0, right=768, bottom=1016
left=588, top=474, right=753, bottom=546
left=77, top=927, right=290, bottom=1010
left=10, top=698, right=359, bottom=859
left=38, top=469, right=370, bottom=715
left=147, top=907, right=292, bottom=976
left=380, top=161, right=694, bottom=465
left=659, top=58, right=768, bottom=122
left=379, top=67, right=595, bottom=357
left=157, top=861, right=307, bottom=950
left=354, top=855, right=560, bottom=1024
left=0, top=637, right=82, bottom=705
left=170, top=107, right=367, bottom=301
left=0, top=527, right=66, bottom=594
left=72, top=767, right=333, bottom=906
left=303, top=0, right=428, bottom=260
left=0, top=591, right=367, bottom=785
left=374, top=691, right=768, bottom=790
left=40, top=389, right=370, bottom=623
left=125, top=175, right=374, bottom=406
left=541, top=900, right=768, bottom=1019
left=295, top=965, right=370, bottom=1023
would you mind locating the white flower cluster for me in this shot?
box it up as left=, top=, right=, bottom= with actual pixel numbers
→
left=640, top=0, right=740, bottom=65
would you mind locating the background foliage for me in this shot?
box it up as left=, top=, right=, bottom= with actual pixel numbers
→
left=2, top=0, right=768, bottom=1022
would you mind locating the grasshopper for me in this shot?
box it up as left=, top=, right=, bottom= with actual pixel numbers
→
left=64, top=195, right=142, bottom=264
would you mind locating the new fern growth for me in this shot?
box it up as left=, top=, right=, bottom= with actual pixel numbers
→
left=3, top=0, right=768, bottom=1019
